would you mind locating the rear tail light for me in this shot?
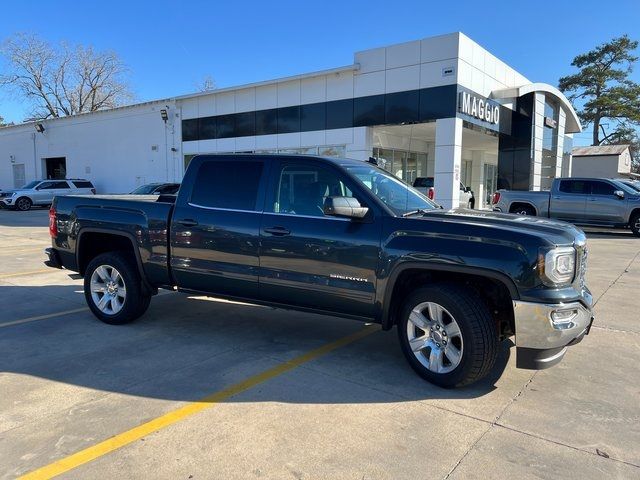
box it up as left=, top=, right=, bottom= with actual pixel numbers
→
left=49, top=206, right=58, bottom=238
left=428, top=187, right=435, bottom=200
left=492, top=191, right=501, bottom=205
left=91, top=188, right=96, bottom=194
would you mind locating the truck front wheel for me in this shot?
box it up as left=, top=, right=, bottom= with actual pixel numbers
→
left=15, top=197, right=32, bottom=211
left=84, top=252, right=151, bottom=325
left=397, top=284, right=498, bottom=388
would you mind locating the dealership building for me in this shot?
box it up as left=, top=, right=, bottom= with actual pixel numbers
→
left=0, top=32, right=581, bottom=209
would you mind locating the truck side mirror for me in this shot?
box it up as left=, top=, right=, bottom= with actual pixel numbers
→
left=614, top=190, right=625, bottom=199
left=323, top=196, right=369, bottom=219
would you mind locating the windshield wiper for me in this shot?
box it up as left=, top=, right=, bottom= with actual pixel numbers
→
left=402, top=208, right=432, bottom=217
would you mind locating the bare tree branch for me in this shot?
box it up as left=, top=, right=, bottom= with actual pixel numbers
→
left=0, top=33, right=134, bottom=120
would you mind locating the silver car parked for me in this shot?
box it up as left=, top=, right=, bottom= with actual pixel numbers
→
left=0, top=179, right=96, bottom=211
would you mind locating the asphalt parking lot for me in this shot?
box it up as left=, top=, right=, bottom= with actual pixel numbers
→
left=1, top=208, right=639, bottom=479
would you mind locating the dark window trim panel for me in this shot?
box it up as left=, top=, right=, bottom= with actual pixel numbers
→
left=181, top=85, right=461, bottom=142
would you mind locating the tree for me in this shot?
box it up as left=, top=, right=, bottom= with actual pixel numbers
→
left=559, top=35, right=640, bottom=146
left=0, top=33, right=133, bottom=120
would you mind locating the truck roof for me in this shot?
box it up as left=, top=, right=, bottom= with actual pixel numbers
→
left=193, top=153, right=368, bottom=168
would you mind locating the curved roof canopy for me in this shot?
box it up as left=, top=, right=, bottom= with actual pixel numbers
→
left=492, top=83, right=582, bottom=133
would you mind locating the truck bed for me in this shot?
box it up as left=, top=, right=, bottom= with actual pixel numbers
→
left=52, top=194, right=175, bottom=286
left=493, top=189, right=551, bottom=216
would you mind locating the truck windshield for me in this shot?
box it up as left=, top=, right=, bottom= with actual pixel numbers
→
left=345, top=165, right=439, bottom=216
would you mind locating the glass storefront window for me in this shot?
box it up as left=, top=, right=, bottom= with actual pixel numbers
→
left=541, top=99, right=560, bottom=191
left=373, top=147, right=430, bottom=184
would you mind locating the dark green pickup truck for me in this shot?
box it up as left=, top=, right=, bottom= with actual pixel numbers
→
left=45, top=154, right=594, bottom=388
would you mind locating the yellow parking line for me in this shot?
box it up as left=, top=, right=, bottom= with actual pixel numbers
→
left=19, top=326, right=377, bottom=480
left=0, top=269, right=54, bottom=279
left=0, top=308, right=88, bottom=328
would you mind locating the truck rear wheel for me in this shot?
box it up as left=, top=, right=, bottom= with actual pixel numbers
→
left=510, top=204, right=535, bottom=216
left=630, top=212, right=640, bottom=237
left=397, top=284, right=498, bottom=388
left=84, top=252, right=151, bottom=325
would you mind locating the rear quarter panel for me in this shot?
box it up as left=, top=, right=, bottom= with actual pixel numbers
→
left=53, top=195, right=172, bottom=286
left=497, top=190, right=550, bottom=216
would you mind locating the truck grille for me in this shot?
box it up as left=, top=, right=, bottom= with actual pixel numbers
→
left=576, top=244, right=588, bottom=289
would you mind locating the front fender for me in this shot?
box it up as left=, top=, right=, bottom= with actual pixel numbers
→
left=378, top=260, right=519, bottom=330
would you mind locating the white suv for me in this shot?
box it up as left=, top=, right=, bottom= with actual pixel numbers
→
left=0, top=179, right=96, bottom=211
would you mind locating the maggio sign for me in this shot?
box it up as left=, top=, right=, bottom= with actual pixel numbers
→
left=458, top=92, right=500, bottom=125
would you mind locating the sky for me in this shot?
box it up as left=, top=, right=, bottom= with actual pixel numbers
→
left=1, top=0, right=639, bottom=146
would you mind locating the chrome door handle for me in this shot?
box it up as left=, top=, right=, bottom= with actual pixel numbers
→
left=176, top=218, right=199, bottom=227
left=264, top=226, right=291, bottom=236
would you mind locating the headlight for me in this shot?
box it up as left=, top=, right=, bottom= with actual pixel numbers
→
left=539, top=246, right=576, bottom=286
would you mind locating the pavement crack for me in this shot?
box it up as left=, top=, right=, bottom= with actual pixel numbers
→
left=443, top=423, right=492, bottom=479
left=494, top=423, right=640, bottom=469
left=591, top=325, right=640, bottom=336
left=593, top=249, right=640, bottom=306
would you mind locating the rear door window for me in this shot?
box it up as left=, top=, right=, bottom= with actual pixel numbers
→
left=71, top=181, right=94, bottom=188
left=559, top=180, right=588, bottom=194
left=191, top=160, right=264, bottom=211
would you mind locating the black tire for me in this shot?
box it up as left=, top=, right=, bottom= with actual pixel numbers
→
left=15, top=197, right=32, bottom=211
left=84, top=251, right=151, bottom=325
left=630, top=212, right=640, bottom=237
left=397, top=284, right=498, bottom=388
left=510, top=204, right=535, bottom=216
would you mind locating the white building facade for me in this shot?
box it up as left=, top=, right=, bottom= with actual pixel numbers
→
left=0, top=32, right=581, bottom=208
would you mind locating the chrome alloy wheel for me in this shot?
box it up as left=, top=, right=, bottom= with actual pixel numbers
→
left=90, top=265, right=127, bottom=315
left=406, top=301, right=464, bottom=374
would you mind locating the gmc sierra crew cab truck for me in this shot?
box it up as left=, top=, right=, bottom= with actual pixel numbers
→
left=45, top=155, right=594, bottom=388
left=492, top=177, right=640, bottom=236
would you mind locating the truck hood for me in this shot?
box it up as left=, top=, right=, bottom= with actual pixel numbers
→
left=412, top=208, right=585, bottom=246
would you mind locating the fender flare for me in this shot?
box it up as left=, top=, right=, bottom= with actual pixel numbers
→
left=77, top=227, right=154, bottom=293
left=380, top=262, right=520, bottom=330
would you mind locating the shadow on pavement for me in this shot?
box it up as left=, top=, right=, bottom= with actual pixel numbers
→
left=0, top=283, right=511, bottom=404
left=0, top=208, right=49, bottom=228
left=582, top=228, right=636, bottom=240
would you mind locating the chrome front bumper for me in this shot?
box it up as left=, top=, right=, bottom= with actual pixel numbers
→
left=514, top=296, right=594, bottom=369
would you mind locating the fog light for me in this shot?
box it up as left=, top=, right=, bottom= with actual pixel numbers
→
left=550, top=309, right=578, bottom=329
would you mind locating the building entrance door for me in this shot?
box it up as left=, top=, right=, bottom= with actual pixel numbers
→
left=483, top=164, right=497, bottom=208
left=12, top=164, right=25, bottom=188
left=44, top=157, right=67, bottom=179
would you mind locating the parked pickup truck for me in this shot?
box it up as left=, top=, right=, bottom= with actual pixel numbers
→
left=492, top=177, right=640, bottom=236
left=45, top=155, right=594, bottom=388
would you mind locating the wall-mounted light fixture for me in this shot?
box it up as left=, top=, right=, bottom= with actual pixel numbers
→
left=160, top=109, right=168, bottom=123
left=9, top=155, right=15, bottom=163
left=35, top=123, right=45, bottom=133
